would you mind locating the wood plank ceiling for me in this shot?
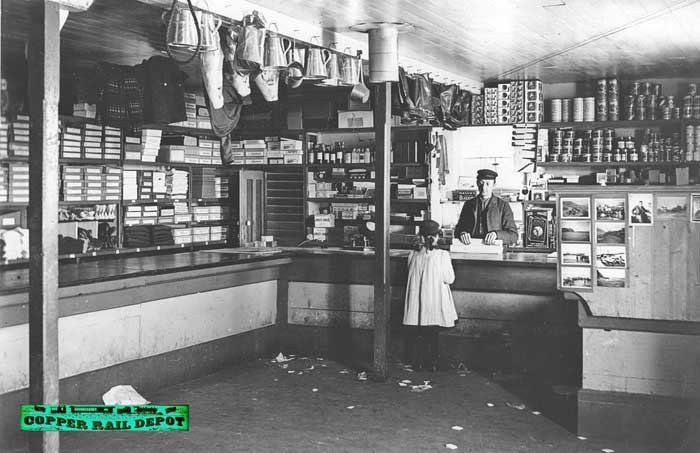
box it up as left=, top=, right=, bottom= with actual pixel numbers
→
left=3, top=0, right=700, bottom=85
left=223, top=0, right=700, bottom=83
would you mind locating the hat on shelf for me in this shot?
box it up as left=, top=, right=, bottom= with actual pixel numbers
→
left=476, top=169, right=498, bottom=180
left=419, top=220, right=441, bottom=237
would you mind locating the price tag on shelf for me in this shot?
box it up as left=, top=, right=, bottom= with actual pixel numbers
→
left=92, top=252, right=97, bottom=257
left=136, top=248, right=140, bottom=253
left=68, top=254, right=75, bottom=259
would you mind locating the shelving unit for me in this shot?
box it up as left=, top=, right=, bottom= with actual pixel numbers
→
left=537, top=118, right=700, bottom=186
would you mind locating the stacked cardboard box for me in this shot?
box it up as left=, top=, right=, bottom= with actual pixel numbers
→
left=509, top=80, right=526, bottom=124
left=171, top=225, right=193, bottom=244
left=61, top=165, right=120, bottom=202
left=242, top=139, right=266, bottom=165
left=103, top=167, right=122, bottom=201
left=0, top=117, right=9, bottom=159
left=141, top=129, right=161, bottom=162
left=122, top=170, right=139, bottom=200
left=73, top=102, right=96, bottom=119
left=497, top=83, right=511, bottom=124
left=471, top=94, right=484, bottom=125
left=281, top=138, right=303, bottom=164
left=0, top=164, right=8, bottom=202
left=160, top=134, right=196, bottom=163
left=214, top=175, right=229, bottom=198
left=192, top=225, right=210, bottom=243
left=103, top=126, right=121, bottom=160
left=173, top=201, right=191, bottom=224
left=209, top=225, right=228, bottom=241
left=9, top=116, right=29, bottom=158
left=168, top=92, right=198, bottom=128
left=60, top=124, right=83, bottom=159
left=82, top=123, right=104, bottom=160
left=158, top=205, right=175, bottom=225
left=8, top=163, right=29, bottom=203
left=171, top=169, right=189, bottom=199
left=525, top=80, right=544, bottom=123
left=227, top=140, right=245, bottom=165
left=265, top=136, right=283, bottom=164
left=196, top=103, right=211, bottom=130
left=191, top=168, right=216, bottom=198
left=484, top=87, right=498, bottom=125
left=140, top=204, right=158, bottom=225
left=124, top=205, right=143, bottom=226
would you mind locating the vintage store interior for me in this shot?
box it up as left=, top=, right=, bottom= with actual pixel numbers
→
left=2, top=0, right=700, bottom=451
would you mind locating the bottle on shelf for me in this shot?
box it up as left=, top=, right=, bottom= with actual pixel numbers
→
left=329, top=143, right=336, bottom=164
left=308, top=144, right=315, bottom=164
left=336, top=142, right=344, bottom=163
left=323, top=144, right=331, bottom=164
left=316, top=143, right=323, bottom=164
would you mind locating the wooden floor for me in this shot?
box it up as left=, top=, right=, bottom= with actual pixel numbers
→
left=10, top=357, right=682, bottom=452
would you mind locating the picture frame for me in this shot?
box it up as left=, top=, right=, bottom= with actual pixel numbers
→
left=560, top=197, right=590, bottom=219
left=560, top=220, right=591, bottom=242
left=596, top=222, right=626, bottom=244
left=691, top=194, right=700, bottom=223
left=656, top=195, right=688, bottom=219
left=561, top=243, right=592, bottom=265
left=596, top=268, right=626, bottom=288
left=560, top=266, right=593, bottom=290
left=595, top=198, right=626, bottom=221
left=595, top=246, right=626, bottom=268
left=628, top=193, right=654, bottom=226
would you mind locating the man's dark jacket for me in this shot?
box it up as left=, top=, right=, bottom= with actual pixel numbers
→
left=454, top=196, right=518, bottom=246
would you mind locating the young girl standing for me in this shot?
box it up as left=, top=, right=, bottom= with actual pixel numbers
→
left=403, top=220, right=457, bottom=372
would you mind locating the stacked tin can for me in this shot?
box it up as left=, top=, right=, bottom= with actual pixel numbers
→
left=607, top=79, right=619, bottom=121
left=596, top=78, right=608, bottom=121
left=550, top=99, right=562, bottom=122
left=525, top=80, right=544, bottom=122
left=686, top=124, right=695, bottom=161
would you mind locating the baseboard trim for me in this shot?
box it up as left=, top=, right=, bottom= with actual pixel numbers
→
left=578, top=388, right=700, bottom=446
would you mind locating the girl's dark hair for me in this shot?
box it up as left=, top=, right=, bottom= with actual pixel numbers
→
left=414, top=233, right=438, bottom=251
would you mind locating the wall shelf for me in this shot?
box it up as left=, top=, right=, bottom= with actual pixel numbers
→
left=539, top=119, right=682, bottom=129
left=538, top=161, right=700, bottom=168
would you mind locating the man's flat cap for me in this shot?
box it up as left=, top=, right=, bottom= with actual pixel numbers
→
left=477, top=169, right=498, bottom=180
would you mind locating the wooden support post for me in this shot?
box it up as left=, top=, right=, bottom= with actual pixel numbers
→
left=27, top=2, right=61, bottom=452
left=373, top=82, right=392, bottom=380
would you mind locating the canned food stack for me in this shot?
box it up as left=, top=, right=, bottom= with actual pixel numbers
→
left=602, top=129, right=615, bottom=162
left=583, top=97, right=595, bottom=122
left=607, top=78, right=619, bottom=121
left=484, top=88, right=498, bottom=125
left=471, top=94, right=484, bottom=125
left=525, top=80, right=544, bottom=123
left=548, top=129, right=563, bottom=161
left=509, top=81, right=525, bottom=124
left=497, top=83, right=511, bottom=124
left=561, top=98, right=572, bottom=122
left=596, top=78, right=607, bottom=122
left=572, top=97, right=584, bottom=122
left=590, top=129, right=604, bottom=162
left=682, top=83, right=696, bottom=119
left=686, top=124, right=695, bottom=161
left=550, top=99, right=562, bottom=122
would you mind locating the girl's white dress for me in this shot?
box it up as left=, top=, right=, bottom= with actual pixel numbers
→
left=403, top=248, right=457, bottom=327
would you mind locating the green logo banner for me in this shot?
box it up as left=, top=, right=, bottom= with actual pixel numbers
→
left=20, top=405, right=189, bottom=431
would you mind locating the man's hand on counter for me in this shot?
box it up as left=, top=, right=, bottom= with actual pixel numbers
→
left=459, top=232, right=471, bottom=245
left=484, top=232, right=498, bottom=245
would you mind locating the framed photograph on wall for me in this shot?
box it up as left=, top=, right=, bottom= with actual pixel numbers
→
left=691, top=194, right=700, bottom=223
left=596, top=268, right=626, bottom=288
left=596, top=222, right=626, bottom=244
left=560, top=220, right=591, bottom=242
left=595, top=246, right=626, bottom=268
left=560, top=197, right=590, bottom=219
left=560, top=266, right=593, bottom=290
left=595, top=198, right=625, bottom=221
left=656, top=195, right=688, bottom=219
left=629, top=193, right=654, bottom=225
left=561, top=243, right=592, bottom=265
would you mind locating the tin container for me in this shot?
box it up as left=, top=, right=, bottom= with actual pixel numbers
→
left=625, top=137, right=635, bottom=149
left=602, top=150, right=612, bottom=162
left=635, top=95, right=646, bottom=120
left=550, top=98, right=562, bottom=122
left=623, top=95, right=635, bottom=120
left=689, top=83, right=697, bottom=96
left=642, top=82, right=652, bottom=96
left=653, top=83, right=662, bottom=97
left=629, top=82, right=640, bottom=96
left=607, top=78, right=618, bottom=95
left=646, top=94, right=657, bottom=120
left=596, top=96, right=608, bottom=122
left=583, top=97, right=595, bottom=122
left=564, top=129, right=575, bottom=139
left=673, top=107, right=681, bottom=119
left=561, top=99, right=572, bottom=122
left=573, top=97, right=584, bottom=122
left=560, top=153, right=572, bottom=163
left=608, top=98, right=619, bottom=121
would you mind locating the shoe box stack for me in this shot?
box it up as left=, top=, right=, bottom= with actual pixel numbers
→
left=0, top=163, right=8, bottom=202
left=0, top=117, right=8, bottom=159
left=7, top=162, right=29, bottom=203
left=125, top=129, right=161, bottom=162
left=484, top=87, right=498, bottom=125
left=61, top=166, right=121, bottom=202
left=9, top=115, right=29, bottom=158
left=170, top=169, right=189, bottom=199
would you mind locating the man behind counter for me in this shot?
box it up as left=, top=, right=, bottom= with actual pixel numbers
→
left=454, top=169, right=518, bottom=246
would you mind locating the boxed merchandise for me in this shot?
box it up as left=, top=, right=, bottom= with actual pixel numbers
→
left=338, top=110, right=373, bottom=128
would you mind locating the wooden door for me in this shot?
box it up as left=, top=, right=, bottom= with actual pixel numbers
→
left=239, top=170, right=265, bottom=246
